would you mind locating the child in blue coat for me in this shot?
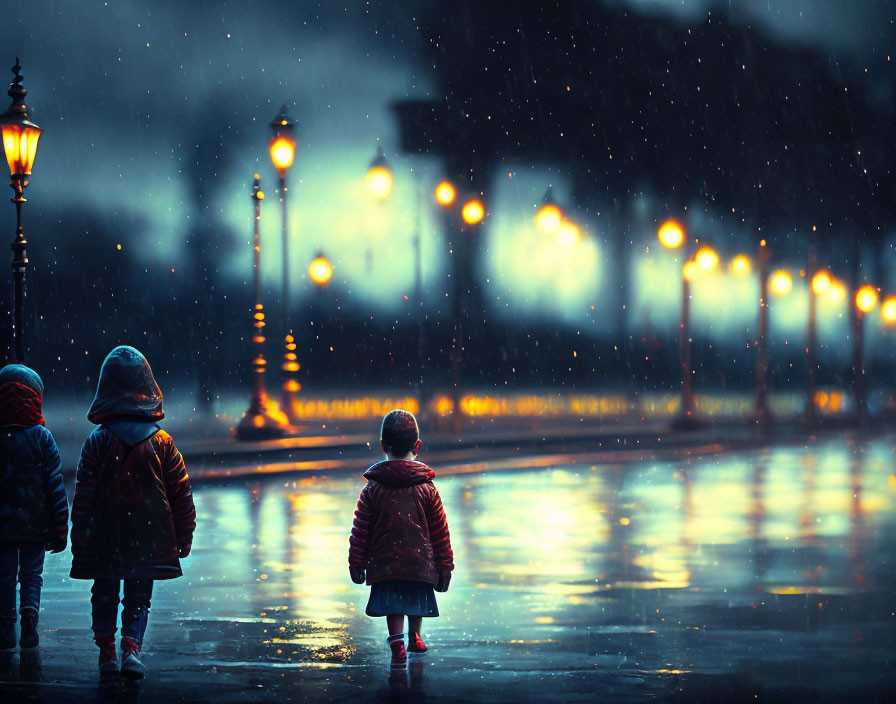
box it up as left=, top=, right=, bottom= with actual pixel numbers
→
left=0, top=364, right=68, bottom=650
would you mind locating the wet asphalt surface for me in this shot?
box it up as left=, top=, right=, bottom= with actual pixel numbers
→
left=1, top=434, right=895, bottom=703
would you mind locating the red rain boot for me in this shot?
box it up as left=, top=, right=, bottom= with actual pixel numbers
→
left=388, top=633, right=407, bottom=668
left=95, top=635, right=118, bottom=675
left=120, top=637, right=145, bottom=679
left=408, top=632, right=427, bottom=654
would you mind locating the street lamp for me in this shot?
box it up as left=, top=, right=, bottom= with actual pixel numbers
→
left=535, top=187, right=562, bottom=234
left=657, top=219, right=718, bottom=426
left=0, top=59, right=41, bottom=363
left=853, top=284, right=878, bottom=425
left=236, top=175, right=289, bottom=440
left=461, top=198, right=485, bottom=225
left=308, top=254, right=333, bottom=286
left=268, top=105, right=300, bottom=423
left=366, top=145, right=393, bottom=201
left=434, top=180, right=456, bottom=208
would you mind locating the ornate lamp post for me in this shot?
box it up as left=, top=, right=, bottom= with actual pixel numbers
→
left=236, top=175, right=289, bottom=441
left=268, top=106, right=300, bottom=422
left=0, top=59, right=41, bottom=363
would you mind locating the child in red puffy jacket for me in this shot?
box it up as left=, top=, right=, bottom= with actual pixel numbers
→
left=349, top=409, right=453, bottom=668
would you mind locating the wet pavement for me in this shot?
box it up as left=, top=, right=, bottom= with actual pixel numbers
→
left=2, top=434, right=895, bottom=702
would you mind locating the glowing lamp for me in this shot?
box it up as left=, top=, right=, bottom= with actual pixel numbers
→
left=461, top=199, right=485, bottom=225
left=366, top=145, right=392, bottom=201
left=268, top=106, right=296, bottom=178
left=827, top=280, right=846, bottom=305
left=855, top=285, right=878, bottom=314
left=811, top=270, right=831, bottom=295
left=535, top=204, right=562, bottom=234
left=694, top=246, right=719, bottom=272
left=658, top=220, right=685, bottom=249
left=769, top=270, right=793, bottom=296
left=729, top=254, right=751, bottom=276
left=556, top=220, right=580, bottom=247
left=308, top=255, right=333, bottom=286
left=535, top=187, right=562, bottom=233
left=434, top=180, right=456, bottom=207
left=682, top=260, right=698, bottom=281
left=0, top=59, right=41, bottom=179
left=881, top=296, right=896, bottom=325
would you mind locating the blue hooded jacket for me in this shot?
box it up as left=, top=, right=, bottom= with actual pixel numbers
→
left=0, top=365, right=68, bottom=543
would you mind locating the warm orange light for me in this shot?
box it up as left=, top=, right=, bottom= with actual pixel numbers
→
left=658, top=220, right=685, bottom=249
left=881, top=296, right=896, bottom=324
left=1, top=122, right=41, bottom=176
left=827, top=280, right=846, bottom=304
left=366, top=164, right=393, bottom=201
left=268, top=135, right=296, bottom=175
left=434, top=180, right=456, bottom=207
left=308, top=256, right=333, bottom=286
left=461, top=199, right=485, bottom=225
left=556, top=220, right=580, bottom=247
left=811, top=270, right=831, bottom=295
left=729, top=254, right=751, bottom=276
left=535, top=203, right=562, bottom=233
left=682, top=260, right=698, bottom=281
left=855, top=285, right=878, bottom=314
left=694, top=246, right=719, bottom=272
left=769, top=270, right=793, bottom=296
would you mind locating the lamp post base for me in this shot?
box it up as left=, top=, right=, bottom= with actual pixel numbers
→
left=236, top=386, right=290, bottom=441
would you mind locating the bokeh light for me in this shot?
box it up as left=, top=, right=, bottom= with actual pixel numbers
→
left=769, top=270, right=793, bottom=296
left=434, top=180, right=456, bottom=207
left=658, top=219, right=685, bottom=249
left=462, top=199, right=485, bottom=225
left=881, top=295, right=896, bottom=324
left=535, top=203, right=562, bottom=233
left=366, top=164, right=393, bottom=201
left=268, top=135, right=296, bottom=173
left=811, top=270, right=831, bottom=295
left=855, top=285, right=878, bottom=314
left=695, top=246, right=719, bottom=272
left=555, top=220, right=580, bottom=247
left=729, top=254, right=751, bottom=276
left=308, top=256, right=333, bottom=286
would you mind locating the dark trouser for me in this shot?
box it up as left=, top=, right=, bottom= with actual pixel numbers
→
left=0, top=542, right=45, bottom=621
left=91, top=579, right=154, bottom=645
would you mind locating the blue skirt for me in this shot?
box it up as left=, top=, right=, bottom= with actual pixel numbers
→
left=366, top=580, right=439, bottom=617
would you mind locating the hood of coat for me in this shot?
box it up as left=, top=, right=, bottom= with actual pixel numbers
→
left=104, top=419, right=161, bottom=447
left=363, top=459, right=435, bottom=487
left=87, top=346, right=164, bottom=425
left=0, top=364, right=45, bottom=430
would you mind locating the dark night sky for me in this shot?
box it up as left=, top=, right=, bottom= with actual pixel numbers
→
left=0, top=0, right=894, bottom=390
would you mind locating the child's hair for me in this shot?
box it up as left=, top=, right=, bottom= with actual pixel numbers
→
left=381, top=409, right=419, bottom=456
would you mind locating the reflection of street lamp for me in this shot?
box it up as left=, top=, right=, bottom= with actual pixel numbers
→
left=268, top=106, right=300, bottom=422
left=657, top=219, right=717, bottom=426
left=0, top=59, right=42, bottom=362
left=853, top=284, right=878, bottom=424
left=236, top=175, right=288, bottom=440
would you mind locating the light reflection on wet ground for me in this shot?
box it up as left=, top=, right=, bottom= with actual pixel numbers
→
left=2, top=436, right=895, bottom=702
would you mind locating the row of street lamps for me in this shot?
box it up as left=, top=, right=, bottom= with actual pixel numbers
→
left=1, top=61, right=890, bottom=434
left=656, top=218, right=896, bottom=428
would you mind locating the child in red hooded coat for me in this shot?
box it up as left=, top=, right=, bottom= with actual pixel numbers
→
left=349, top=409, right=454, bottom=668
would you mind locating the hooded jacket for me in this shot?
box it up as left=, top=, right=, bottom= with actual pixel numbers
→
left=348, top=459, right=453, bottom=586
left=0, top=365, right=68, bottom=543
left=70, top=347, right=196, bottom=580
